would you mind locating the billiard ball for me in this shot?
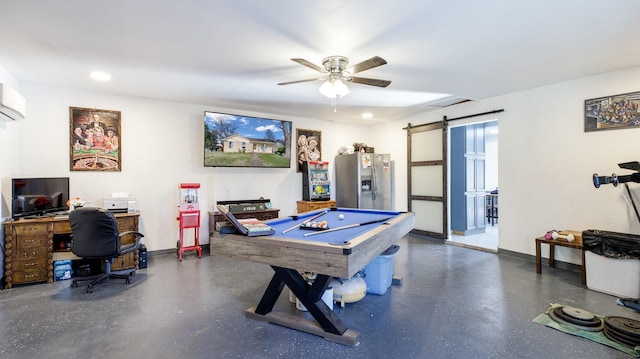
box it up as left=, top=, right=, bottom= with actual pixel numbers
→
left=338, top=214, right=344, bottom=220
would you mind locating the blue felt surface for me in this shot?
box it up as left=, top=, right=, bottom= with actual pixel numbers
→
left=266, top=208, right=402, bottom=244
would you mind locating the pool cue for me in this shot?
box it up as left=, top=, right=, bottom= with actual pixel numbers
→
left=303, top=216, right=394, bottom=237
left=282, top=209, right=329, bottom=234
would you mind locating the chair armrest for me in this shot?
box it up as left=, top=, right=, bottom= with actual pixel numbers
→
left=118, top=231, right=145, bottom=255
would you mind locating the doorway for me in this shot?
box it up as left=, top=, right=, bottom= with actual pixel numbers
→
left=448, top=120, right=499, bottom=252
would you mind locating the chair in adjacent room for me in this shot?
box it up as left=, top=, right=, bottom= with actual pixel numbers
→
left=69, top=207, right=144, bottom=293
left=486, top=193, right=498, bottom=226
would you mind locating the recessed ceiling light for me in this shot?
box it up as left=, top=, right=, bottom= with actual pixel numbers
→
left=361, top=112, right=373, bottom=119
left=90, top=71, right=111, bottom=81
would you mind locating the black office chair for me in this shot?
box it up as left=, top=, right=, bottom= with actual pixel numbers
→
left=69, top=207, right=144, bottom=293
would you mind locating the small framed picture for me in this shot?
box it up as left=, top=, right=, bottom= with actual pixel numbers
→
left=296, top=128, right=322, bottom=172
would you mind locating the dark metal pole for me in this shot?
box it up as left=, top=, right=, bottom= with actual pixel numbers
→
left=443, top=109, right=504, bottom=122
left=624, top=183, right=640, bottom=224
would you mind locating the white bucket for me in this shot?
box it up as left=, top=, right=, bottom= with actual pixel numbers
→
left=296, top=288, right=334, bottom=311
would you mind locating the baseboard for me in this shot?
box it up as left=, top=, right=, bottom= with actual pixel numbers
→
left=147, top=244, right=210, bottom=257
left=497, top=248, right=582, bottom=273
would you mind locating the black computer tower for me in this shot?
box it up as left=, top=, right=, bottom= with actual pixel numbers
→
left=139, top=244, right=148, bottom=268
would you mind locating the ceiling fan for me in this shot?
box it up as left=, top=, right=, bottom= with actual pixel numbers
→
left=278, top=56, right=391, bottom=99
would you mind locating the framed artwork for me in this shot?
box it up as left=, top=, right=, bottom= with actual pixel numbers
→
left=69, top=107, right=121, bottom=171
left=204, top=111, right=292, bottom=168
left=585, top=91, right=640, bottom=132
left=296, top=128, right=322, bottom=172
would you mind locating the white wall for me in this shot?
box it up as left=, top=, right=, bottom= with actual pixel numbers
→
left=372, top=66, right=640, bottom=264
left=0, top=64, right=20, bottom=219
left=1, top=83, right=374, bottom=252
left=484, top=121, right=499, bottom=191
left=3, top=66, right=640, bottom=267
left=0, top=64, right=22, bottom=278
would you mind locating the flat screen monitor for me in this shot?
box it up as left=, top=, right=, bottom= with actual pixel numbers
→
left=204, top=111, right=292, bottom=168
left=11, top=177, right=70, bottom=219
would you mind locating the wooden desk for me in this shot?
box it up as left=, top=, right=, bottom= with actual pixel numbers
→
left=2, top=211, right=140, bottom=289
left=296, top=200, right=336, bottom=214
left=535, top=235, right=586, bottom=285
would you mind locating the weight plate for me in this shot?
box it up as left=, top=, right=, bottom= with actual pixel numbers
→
left=604, top=325, right=640, bottom=346
left=552, top=307, right=602, bottom=327
left=548, top=307, right=604, bottom=332
left=604, top=316, right=640, bottom=339
left=604, top=327, right=640, bottom=348
left=561, top=306, right=595, bottom=321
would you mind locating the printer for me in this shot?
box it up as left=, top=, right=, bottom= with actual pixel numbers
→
left=103, top=192, right=136, bottom=213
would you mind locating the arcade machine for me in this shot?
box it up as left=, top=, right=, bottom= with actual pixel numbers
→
left=176, top=183, right=202, bottom=261
left=302, top=161, right=331, bottom=201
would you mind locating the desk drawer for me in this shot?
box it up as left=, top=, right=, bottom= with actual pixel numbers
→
left=116, top=217, right=136, bottom=231
left=13, top=223, right=49, bottom=236
left=111, top=252, right=137, bottom=271
left=52, top=221, right=71, bottom=233
left=17, top=235, right=49, bottom=249
left=16, top=244, right=48, bottom=259
left=11, top=257, right=48, bottom=272
left=308, top=202, right=336, bottom=211
left=10, top=267, right=49, bottom=284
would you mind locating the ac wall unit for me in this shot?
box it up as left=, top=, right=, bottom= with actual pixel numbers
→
left=0, top=83, right=26, bottom=121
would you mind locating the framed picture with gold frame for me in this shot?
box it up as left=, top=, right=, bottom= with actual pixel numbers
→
left=69, top=107, right=121, bottom=171
left=296, top=128, right=322, bottom=172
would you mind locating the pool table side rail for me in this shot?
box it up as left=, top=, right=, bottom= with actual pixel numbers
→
left=211, top=212, right=415, bottom=278
left=345, top=212, right=415, bottom=277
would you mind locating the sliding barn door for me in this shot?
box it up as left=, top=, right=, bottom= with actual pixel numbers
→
left=406, top=120, right=447, bottom=239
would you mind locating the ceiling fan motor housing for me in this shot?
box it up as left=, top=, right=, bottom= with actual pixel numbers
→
left=323, top=56, right=349, bottom=74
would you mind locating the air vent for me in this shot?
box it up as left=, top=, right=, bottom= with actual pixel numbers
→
left=428, top=96, right=471, bottom=108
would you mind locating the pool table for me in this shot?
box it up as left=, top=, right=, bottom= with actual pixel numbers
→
left=211, top=207, right=415, bottom=346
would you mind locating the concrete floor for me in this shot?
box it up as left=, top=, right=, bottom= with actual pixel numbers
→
left=450, top=224, right=499, bottom=252
left=0, top=234, right=637, bottom=359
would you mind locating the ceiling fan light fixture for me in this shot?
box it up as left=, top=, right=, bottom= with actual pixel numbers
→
left=334, top=79, right=350, bottom=97
left=90, top=71, right=111, bottom=81
left=319, top=78, right=350, bottom=98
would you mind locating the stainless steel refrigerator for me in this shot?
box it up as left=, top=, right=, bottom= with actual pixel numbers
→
left=335, top=152, right=393, bottom=210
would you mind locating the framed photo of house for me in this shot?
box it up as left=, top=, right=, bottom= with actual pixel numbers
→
left=585, top=91, right=640, bottom=132
left=69, top=107, right=121, bottom=171
left=204, top=111, right=292, bottom=168
left=296, top=128, right=322, bottom=172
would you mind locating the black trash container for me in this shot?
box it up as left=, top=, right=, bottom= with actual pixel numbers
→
left=582, top=229, right=640, bottom=297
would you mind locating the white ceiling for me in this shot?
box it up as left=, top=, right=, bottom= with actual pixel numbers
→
left=2, top=1, right=640, bottom=124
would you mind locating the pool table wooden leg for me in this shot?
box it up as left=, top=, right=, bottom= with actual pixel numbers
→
left=254, top=270, right=287, bottom=315
left=254, top=266, right=348, bottom=336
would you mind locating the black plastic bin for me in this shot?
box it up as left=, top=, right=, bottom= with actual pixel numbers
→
left=582, top=229, right=640, bottom=298
left=582, top=229, right=640, bottom=259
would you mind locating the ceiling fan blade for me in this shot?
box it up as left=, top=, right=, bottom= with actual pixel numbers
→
left=348, top=56, right=387, bottom=74
left=349, top=76, right=391, bottom=87
left=277, top=78, right=322, bottom=86
left=291, top=58, right=325, bottom=73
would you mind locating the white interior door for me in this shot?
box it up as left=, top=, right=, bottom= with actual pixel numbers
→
left=406, top=120, right=447, bottom=239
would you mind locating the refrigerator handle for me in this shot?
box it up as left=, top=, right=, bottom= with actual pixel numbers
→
left=372, top=162, right=377, bottom=200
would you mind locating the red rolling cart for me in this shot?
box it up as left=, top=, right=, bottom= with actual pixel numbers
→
left=177, top=183, right=202, bottom=260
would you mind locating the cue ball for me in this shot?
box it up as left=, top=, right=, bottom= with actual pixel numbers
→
left=338, top=214, right=344, bottom=220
